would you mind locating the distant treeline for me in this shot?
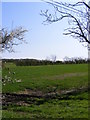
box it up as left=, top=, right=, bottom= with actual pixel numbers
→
left=2, top=58, right=89, bottom=66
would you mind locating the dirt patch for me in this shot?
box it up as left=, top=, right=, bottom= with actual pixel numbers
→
left=2, top=86, right=88, bottom=106
left=30, top=72, right=88, bottom=81
left=18, top=89, right=43, bottom=96
left=43, top=72, right=88, bottom=80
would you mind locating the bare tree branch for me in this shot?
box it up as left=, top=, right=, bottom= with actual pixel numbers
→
left=40, top=0, right=90, bottom=46
left=69, top=1, right=90, bottom=9
left=0, top=26, right=28, bottom=52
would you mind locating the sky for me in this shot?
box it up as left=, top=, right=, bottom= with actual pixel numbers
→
left=1, top=0, right=89, bottom=60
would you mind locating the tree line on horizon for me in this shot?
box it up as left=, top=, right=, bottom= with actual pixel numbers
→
left=2, top=57, right=89, bottom=66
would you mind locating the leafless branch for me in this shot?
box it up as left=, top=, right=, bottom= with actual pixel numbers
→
left=0, top=26, right=28, bottom=52
left=41, top=0, right=90, bottom=45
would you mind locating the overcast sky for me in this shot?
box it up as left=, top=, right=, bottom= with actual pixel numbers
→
left=2, top=0, right=89, bottom=60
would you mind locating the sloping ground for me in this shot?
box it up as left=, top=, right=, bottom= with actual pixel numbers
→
left=2, top=64, right=88, bottom=93
left=2, top=98, right=88, bottom=119
left=2, top=71, right=88, bottom=106
left=2, top=88, right=88, bottom=119
left=2, top=64, right=88, bottom=118
left=2, top=86, right=88, bottom=106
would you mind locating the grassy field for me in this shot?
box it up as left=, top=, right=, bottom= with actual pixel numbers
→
left=2, top=63, right=88, bottom=119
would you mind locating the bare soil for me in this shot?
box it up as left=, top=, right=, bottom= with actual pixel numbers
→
left=2, top=86, right=88, bottom=107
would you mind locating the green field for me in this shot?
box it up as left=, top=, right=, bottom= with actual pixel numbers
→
left=2, top=63, right=88, bottom=119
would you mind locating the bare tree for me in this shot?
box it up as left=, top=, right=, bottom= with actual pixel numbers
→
left=40, top=0, right=90, bottom=46
left=46, top=55, right=57, bottom=62
left=51, top=54, right=57, bottom=62
left=0, top=26, right=27, bottom=52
